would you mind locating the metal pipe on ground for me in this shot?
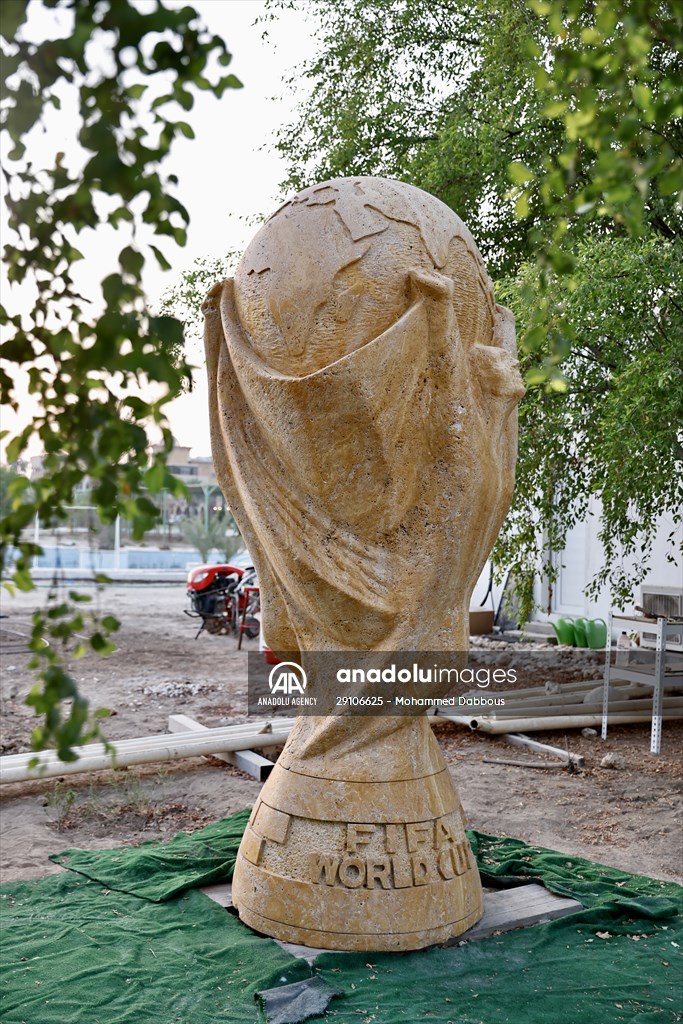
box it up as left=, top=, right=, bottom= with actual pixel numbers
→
left=459, top=697, right=682, bottom=719
left=494, top=684, right=657, bottom=706
left=503, top=733, right=584, bottom=765
left=1, top=719, right=296, bottom=771
left=0, top=724, right=293, bottom=784
left=1, top=713, right=439, bottom=785
left=439, top=713, right=675, bottom=734
left=459, top=679, right=628, bottom=702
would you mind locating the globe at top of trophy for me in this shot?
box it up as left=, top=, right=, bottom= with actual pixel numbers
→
left=233, top=176, right=502, bottom=378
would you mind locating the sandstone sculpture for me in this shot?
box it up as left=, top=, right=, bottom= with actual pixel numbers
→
left=203, top=177, right=525, bottom=951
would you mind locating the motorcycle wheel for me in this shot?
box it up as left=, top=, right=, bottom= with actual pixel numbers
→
left=243, top=616, right=260, bottom=639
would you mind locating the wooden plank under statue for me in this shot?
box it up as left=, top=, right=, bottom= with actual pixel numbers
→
left=203, top=177, right=525, bottom=951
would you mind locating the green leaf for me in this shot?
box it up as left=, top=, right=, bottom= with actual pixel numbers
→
left=101, top=273, right=126, bottom=306
left=149, top=316, right=185, bottom=348
left=547, top=373, right=568, bottom=393
left=5, top=428, right=31, bottom=464
left=0, top=0, right=28, bottom=41
left=543, top=100, right=567, bottom=118
left=175, top=88, right=194, bottom=111
left=150, top=244, right=172, bottom=271
left=524, top=365, right=550, bottom=386
left=144, top=459, right=166, bottom=492
left=632, top=83, right=652, bottom=109
left=508, top=162, right=535, bottom=186
left=13, top=564, right=34, bottom=592
left=514, top=192, right=531, bottom=219
left=580, top=28, right=603, bottom=46
left=90, top=633, right=117, bottom=655
left=522, top=325, right=546, bottom=351
left=109, top=207, right=134, bottom=227
left=657, top=166, right=682, bottom=197
left=119, top=246, right=145, bottom=277
left=219, top=74, right=243, bottom=91
left=134, top=495, right=160, bottom=517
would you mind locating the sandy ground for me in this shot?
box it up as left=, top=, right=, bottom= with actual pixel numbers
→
left=1, top=583, right=681, bottom=885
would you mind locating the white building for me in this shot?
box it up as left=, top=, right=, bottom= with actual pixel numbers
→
left=471, top=504, right=682, bottom=635
left=538, top=503, right=682, bottom=623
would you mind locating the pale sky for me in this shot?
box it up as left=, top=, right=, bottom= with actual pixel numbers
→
left=1, top=0, right=318, bottom=459
left=154, top=0, right=318, bottom=456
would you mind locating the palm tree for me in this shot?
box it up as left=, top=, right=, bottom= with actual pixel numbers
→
left=180, top=512, right=243, bottom=563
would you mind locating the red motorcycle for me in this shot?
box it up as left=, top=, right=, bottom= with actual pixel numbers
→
left=186, top=563, right=260, bottom=642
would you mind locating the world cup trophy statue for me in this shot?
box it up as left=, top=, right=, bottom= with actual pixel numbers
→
left=203, top=177, right=524, bottom=951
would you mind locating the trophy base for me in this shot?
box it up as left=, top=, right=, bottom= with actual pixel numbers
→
left=231, top=727, right=484, bottom=952
left=235, top=888, right=483, bottom=952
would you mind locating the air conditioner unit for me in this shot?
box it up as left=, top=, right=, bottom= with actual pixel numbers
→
left=640, top=586, right=683, bottom=651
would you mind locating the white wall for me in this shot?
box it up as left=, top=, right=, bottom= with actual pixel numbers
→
left=532, top=497, right=683, bottom=625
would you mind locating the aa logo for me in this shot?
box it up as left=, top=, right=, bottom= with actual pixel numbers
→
left=268, top=662, right=307, bottom=695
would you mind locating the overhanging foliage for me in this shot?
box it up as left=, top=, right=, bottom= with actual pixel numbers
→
left=0, top=0, right=241, bottom=757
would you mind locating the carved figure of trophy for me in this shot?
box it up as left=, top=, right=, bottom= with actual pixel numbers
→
left=203, top=177, right=524, bottom=951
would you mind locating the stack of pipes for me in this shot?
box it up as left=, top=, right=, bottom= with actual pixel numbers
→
left=440, top=676, right=683, bottom=733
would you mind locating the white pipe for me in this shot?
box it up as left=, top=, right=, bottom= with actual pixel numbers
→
left=0, top=710, right=438, bottom=783
left=0, top=725, right=293, bottom=783
left=496, top=693, right=611, bottom=709
left=459, top=679, right=631, bottom=703
left=464, top=697, right=682, bottom=718
left=441, top=713, right=673, bottom=734
left=503, top=733, right=584, bottom=765
left=7, top=698, right=678, bottom=783
left=2, top=720, right=296, bottom=770
left=114, top=514, right=121, bottom=570
left=492, top=685, right=648, bottom=708
left=167, top=715, right=294, bottom=737
left=32, top=513, right=40, bottom=569
left=461, top=678, right=610, bottom=700
left=435, top=714, right=482, bottom=728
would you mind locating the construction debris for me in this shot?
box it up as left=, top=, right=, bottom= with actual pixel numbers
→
left=482, top=757, right=568, bottom=769
left=601, top=752, right=626, bottom=770
left=502, top=732, right=583, bottom=766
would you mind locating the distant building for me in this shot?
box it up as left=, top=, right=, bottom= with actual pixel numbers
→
left=162, top=445, right=215, bottom=484
left=30, top=444, right=225, bottom=522
left=152, top=443, right=224, bottom=522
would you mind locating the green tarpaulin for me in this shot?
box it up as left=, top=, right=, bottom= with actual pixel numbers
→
left=0, top=874, right=309, bottom=1024
left=49, top=807, right=252, bottom=902
left=1, top=811, right=681, bottom=1024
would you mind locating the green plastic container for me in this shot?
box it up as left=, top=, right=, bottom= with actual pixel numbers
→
left=573, top=617, right=589, bottom=648
left=551, top=617, right=576, bottom=646
left=585, top=617, right=608, bottom=650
